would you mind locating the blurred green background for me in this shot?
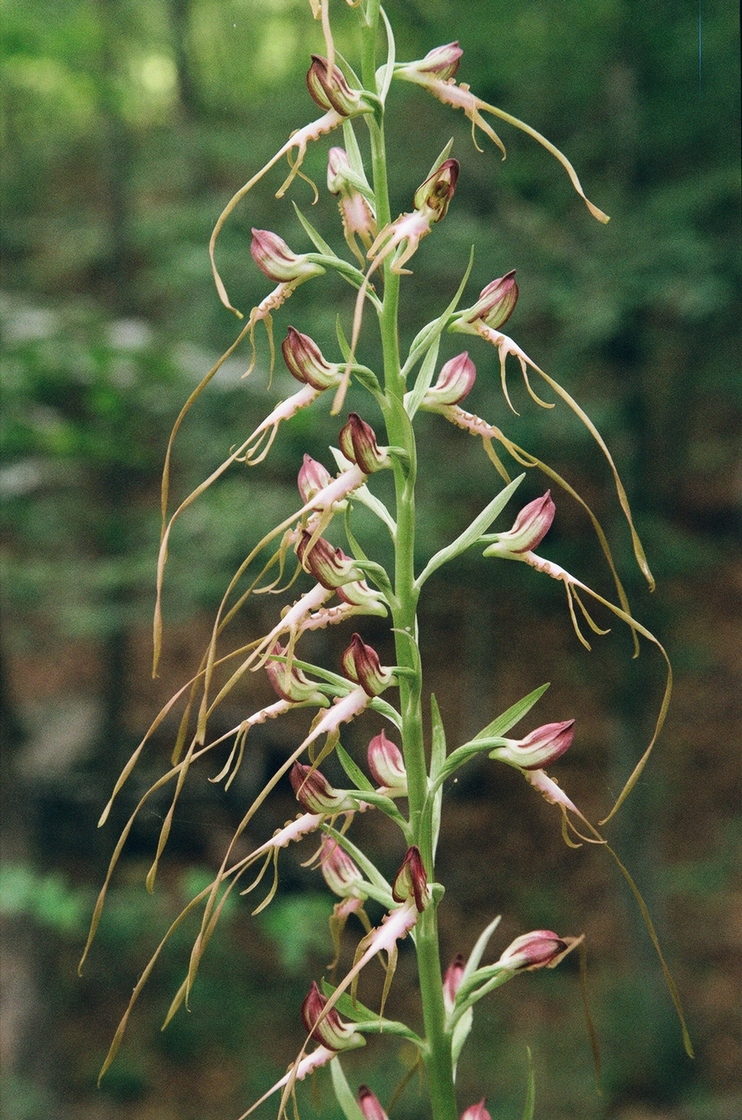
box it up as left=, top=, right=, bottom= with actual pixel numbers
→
left=1, top=1, right=740, bottom=1118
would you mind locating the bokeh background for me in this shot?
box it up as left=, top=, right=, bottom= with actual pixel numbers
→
left=1, top=1, right=740, bottom=1118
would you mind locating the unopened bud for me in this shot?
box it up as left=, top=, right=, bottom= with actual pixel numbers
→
left=490, top=720, right=575, bottom=771
left=282, top=328, right=342, bottom=390
left=443, top=952, right=465, bottom=1014
left=338, top=413, right=392, bottom=474
left=250, top=229, right=325, bottom=285
left=297, top=532, right=364, bottom=589
left=340, top=634, right=394, bottom=697
left=301, top=981, right=365, bottom=1051
left=297, top=454, right=332, bottom=504
left=483, top=492, right=555, bottom=557
left=306, top=56, right=372, bottom=117
left=460, top=1101, right=492, bottom=1120
left=423, top=352, right=476, bottom=407
left=413, top=158, right=460, bottom=222
left=498, top=930, right=569, bottom=971
left=367, top=730, right=407, bottom=797
left=391, top=846, right=429, bottom=912
left=358, top=1086, right=389, bottom=1120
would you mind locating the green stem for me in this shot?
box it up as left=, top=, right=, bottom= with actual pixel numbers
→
left=359, top=13, right=457, bottom=1117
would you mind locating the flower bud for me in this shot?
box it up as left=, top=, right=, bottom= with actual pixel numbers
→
left=422, top=352, right=476, bottom=407
left=250, top=229, right=324, bottom=284
left=282, top=328, right=342, bottom=390
left=338, top=413, right=392, bottom=474
left=358, top=1087, right=390, bottom=1120
left=290, top=763, right=355, bottom=814
left=413, top=158, right=460, bottom=222
left=340, top=634, right=394, bottom=697
left=399, top=42, right=463, bottom=83
left=301, top=981, right=365, bottom=1051
left=489, top=720, right=575, bottom=771
left=483, top=491, right=556, bottom=557
left=461, top=270, right=519, bottom=330
left=265, top=644, right=328, bottom=706
left=391, top=846, right=429, bottom=912
left=297, top=532, right=364, bottom=589
left=460, top=1102, right=492, bottom=1120
left=319, top=837, right=366, bottom=898
left=367, top=730, right=407, bottom=797
left=443, top=952, right=465, bottom=1014
left=306, top=55, right=371, bottom=117
left=497, top=930, right=569, bottom=971
left=297, top=454, right=333, bottom=504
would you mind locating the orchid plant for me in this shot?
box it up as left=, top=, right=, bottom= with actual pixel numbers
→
left=80, top=3, right=692, bottom=1118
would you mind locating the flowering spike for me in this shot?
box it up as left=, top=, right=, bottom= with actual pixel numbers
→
left=391, top=846, right=429, bottom=912
left=367, top=730, right=407, bottom=797
left=358, top=1086, right=390, bottom=1120
left=338, top=413, right=392, bottom=473
left=340, top=634, right=394, bottom=697
left=282, top=328, right=342, bottom=390
left=490, top=720, right=575, bottom=771
left=301, top=981, right=365, bottom=1051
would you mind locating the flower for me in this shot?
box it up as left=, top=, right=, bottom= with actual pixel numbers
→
left=327, top=147, right=377, bottom=262
left=489, top=720, right=575, bottom=771
left=297, top=532, right=364, bottom=589
left=391, top=846, right=429, bottom=912
left=497, top=930, right=570, bottom=971
left=282, top=328, right=342, bottom=390
left=265, top=644, right=329, bottom=706
left=301, top=981, right=365, bottom=1051
left=457, top=271, right=519, bottom=331
left=306, top=55, right=373, bottom=117
left=340, top=634, right=394, bottom=697
left=413, top=157, right=460, bottom=222
left=482, top=492, right=556, bottom=556
left=297, top=455, right=333, bottom=503
left=396, top=42, right=463, bottom=83
left=319, top=837, right=367, bottom=898
left=289, top=763, right=355, bottom=813
left=250, top=229, right=325, bottom=284
left=338, top=413, right=392, bottom=473
left=367, top=730, right=407, bottom=797
left=422, top=352, right=477, bottom=407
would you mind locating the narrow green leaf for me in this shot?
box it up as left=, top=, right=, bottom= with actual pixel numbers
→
left=330, top=1057, right=367, bottom=1120
left=336, top=741, right=374, bottom=792
left=405, top=336, right=440, bottom=419
left=473, top=683, right=550, bottom=740
left=292, top=201, right=338, bottom=258
left=415, top=475, right=524, bottom=589
left=521, top=1047, right=536, bottom=1120
left=401, top=248, right=474, bottom=378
